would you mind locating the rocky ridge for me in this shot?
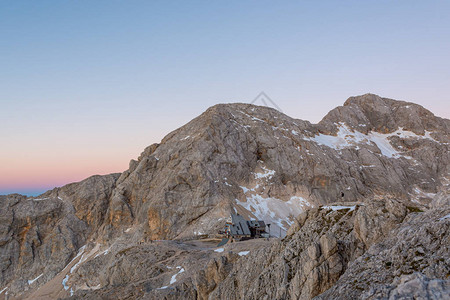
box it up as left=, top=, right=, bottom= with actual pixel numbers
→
left=0, top=93, right=449, bottom=299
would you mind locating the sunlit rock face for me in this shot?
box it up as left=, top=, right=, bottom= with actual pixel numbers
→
left=0, top=94, right=449, bottom=299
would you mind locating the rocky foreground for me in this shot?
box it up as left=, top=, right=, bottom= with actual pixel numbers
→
left=0, top=94, right=449, bottom=299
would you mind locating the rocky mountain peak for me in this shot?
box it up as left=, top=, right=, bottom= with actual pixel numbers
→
left=0, top=94, right=448, bottom=299
left=320, top=94, right=450, bottom=138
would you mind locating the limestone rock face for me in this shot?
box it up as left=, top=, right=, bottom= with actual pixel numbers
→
left=0, top=194, right=86, bottom=297
left=0, top=94, right=449, bottom=299
left=196, top=196, right=449, bottom=300
left=0, top=174, right=119, bottom=298
left=363, top=273, right=450, bottom=300
left=97, top=94, right=448, bottom=242
left=315, top=196, right=450, bottom=299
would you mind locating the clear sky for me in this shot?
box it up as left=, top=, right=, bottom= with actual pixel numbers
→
left=1, top=1, right=449, bottom=196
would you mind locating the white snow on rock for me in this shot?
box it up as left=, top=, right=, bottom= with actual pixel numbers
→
left=236, top=194, right=311, bottom=234
left=70, top=246, right=88, bottom=273
left=253, top=166, right=275, bottom=180
left=214, top=248, right=224, bottom=253
left=0, top=287, right=8, bottom=294
left=240, top=186, right=252, bottom=193
left=61, top=243, right=103, bottom=293
left=412, top=187, right=437, bottom=199
left=62, top=275, right=70, bottom=290
left=31, top=197, right=49, bottom=201
left=157, top=266, right=185, bottom=289
left=439, top=214, right=450, bottom=221
left=70, top=256, right=84, bottom=274
left=157, top=285, right=169, bottom=290
left=322, top=205, right=356, bottom=211
left=239, top=110, right=265, bottom=123
left=304, top=124, right=438, bottom=158
left=61, top=245, right=87, bottom=291
left=94, top=247, right=111, bottom=258
left=238, top=160, right=312, bottom=237
left=169, top=267, right=185, bottom=284
left=28, top=273, right=43, bottom=285
left=240, top=184, right=259, bottom=193
left=238, top=251, right=250, bottom=256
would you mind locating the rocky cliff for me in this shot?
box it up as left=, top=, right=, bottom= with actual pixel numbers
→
left=0, top=94, right=448, bottom=299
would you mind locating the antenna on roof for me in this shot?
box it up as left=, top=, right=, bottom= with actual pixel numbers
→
left=250, top=91, right=283, bottom=113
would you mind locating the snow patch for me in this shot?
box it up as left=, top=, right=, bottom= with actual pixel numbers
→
left=240, top=184, right=259, bottom=193
left=0, top=287, right=8, bottom=294
left=304, top=124, right=438, bottom=158
left=214, top=248, right=224, bottom=253
left=413, top=187, right=437, bottom=199
left=238, top=251, right=250, bottom=256
left=61, top=245, right=87, bottom=291
left=240, top=186, right=252, bottom=193
left=231, top=119, right=251, bottom=129
left=157, top=285, right=169, bottom=290
left=70, top=246, right=87, bottom=273
left=322, top=205, right=356, bottom=211
left=28, top=273, right=43, bottom=285
left=239, top=110, right=265, bottom=123
left=62, top=275, right=70, bottom=290
left=439, top=214, right=450, bottom=221
left=236, top=195, right=311, bottom=234
left=94, top=247, right=111, bottom=258
left=31, top=197, right=49, bottom=201
left=253, top=166, right=275, bottom=180
left=170, top=267, right=185, bottom=284
left=181, top=135, right=191, bottom=141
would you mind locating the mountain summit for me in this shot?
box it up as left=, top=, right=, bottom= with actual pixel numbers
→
left=1, top=94, right=449, bottom=299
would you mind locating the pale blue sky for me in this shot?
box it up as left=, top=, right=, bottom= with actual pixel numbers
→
left=1, top=1, right=449, bottom=195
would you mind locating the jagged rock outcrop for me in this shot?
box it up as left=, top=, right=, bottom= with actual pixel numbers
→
left=205, top=197, right=449, bottom=300
left=0, top=93, right=449, bottom=299
left=316, top=191, right=450, bottom=299
left=363, top=273, right=450, bottom=300
left=0, top=174, right=119, bottom=298
left=0, top=193, right=85, bottom=297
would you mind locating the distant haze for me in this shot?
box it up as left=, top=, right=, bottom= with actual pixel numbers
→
left=1, top=1, right=449, bottom=195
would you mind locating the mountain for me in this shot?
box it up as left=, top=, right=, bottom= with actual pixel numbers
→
left=0, top=94, right=449, bottom=299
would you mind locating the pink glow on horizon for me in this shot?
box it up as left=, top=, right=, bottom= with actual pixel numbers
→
left=0, top=160, right=128, bottom=190
left=0, top=147, right=138, bottom=193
